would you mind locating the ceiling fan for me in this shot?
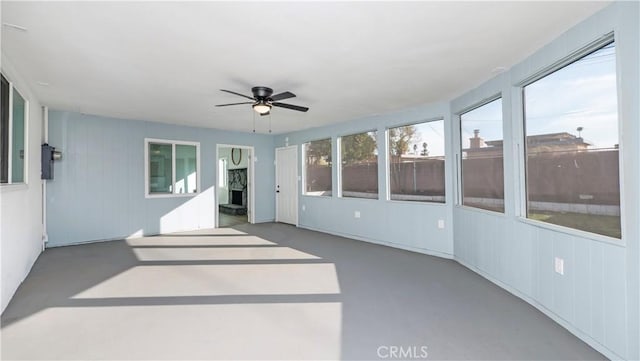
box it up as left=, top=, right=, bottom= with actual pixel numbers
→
left=215, top=86, right=309, bottom=116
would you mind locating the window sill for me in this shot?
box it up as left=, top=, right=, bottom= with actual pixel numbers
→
left=386, top=199, right=447, bottom=206
left=1, top=183, right=28, bottom=193
left=145, top=192, right=199, bottom=199
left=301, top=194, right=333, bottom=199
left=455, top=205, right=507, bottom=218
left=516, top=216, right=625, bottom=247
left=338, top=195, right=379, bottom=201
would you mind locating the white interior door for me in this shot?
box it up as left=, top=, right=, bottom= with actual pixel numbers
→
left=275, top=146, right=298, bottom=225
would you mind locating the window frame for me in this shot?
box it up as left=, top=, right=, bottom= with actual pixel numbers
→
left=457, top=95, right=504, bottom=214
left=338, top=129, right=379, bottom=200
left=144, top=138, right=201, bottom=198
left=1, top=73, right=29, bottom=188
left=302, top=137, right=333, bottom=197
left=516, top=33, right=623, bottom=243
left=386, top=118, right=447, bottom=204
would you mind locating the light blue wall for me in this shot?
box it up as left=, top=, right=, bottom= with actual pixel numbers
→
left=276, top=101, right=454, bottom=258
left=279, top=3, right=639, bottom=360
left=451, top=3, right=638, bottom=360
left=43, top=2, right=638, bottom=359
left=46, top=111, right=275, bottom=246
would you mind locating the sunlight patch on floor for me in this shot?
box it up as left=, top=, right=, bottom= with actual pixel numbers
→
left=126, top=235, right=273, bottom=247
left=72, top=264, right=341, bottom=298
left=132, top=246, right=320, bottom=261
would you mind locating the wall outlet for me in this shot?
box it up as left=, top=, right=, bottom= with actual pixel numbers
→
left=354, top=211, right=361, bottom=218
left=302, top=204, right=306, bottom=211
left=437, top=219, right=445, bottom=229
left=554, top=257, right=564, bottom=275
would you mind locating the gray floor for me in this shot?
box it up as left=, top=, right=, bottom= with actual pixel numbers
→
left=1, top=223, right=604, bottom=360
left=218, top=212, right=248, bottom=227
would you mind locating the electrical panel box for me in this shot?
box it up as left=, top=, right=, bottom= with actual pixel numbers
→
left=41, top=143, right=55, bottom=180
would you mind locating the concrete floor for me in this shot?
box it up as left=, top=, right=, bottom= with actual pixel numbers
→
left=1, top=223, right=604, bottom=360
left=218, top=213, right=248, bottom=227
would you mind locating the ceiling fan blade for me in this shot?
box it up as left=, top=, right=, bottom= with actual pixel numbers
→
left=272, top=102, right=309, bottom=112
left=270, top=91, right=296, bottom=101
left=220, top=89, right=255, bottom=101
left=215, top=102, right=254, bottom=107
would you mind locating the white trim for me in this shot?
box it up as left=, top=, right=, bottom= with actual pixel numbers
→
left=215, top=144, right=256, bottom=227
left=144, top=138, right=201, bottom=199
left=336, top=136, right=343, bottom=198
left=275, top=145, right=298, bottom=226
left=518, top=38, right=622, bottom=242
left=42, top=106, right=48, bottom=246
left=1, top=77, right=29, bottom=186
left=517, top=216, right=624, bottom=247
left=514, top=32, right=615, bottom=88
left=454, top=204, right=508, bottom=218
left=338, top=129, right=379, bottom=200
left=613, top=33, right=628, bottom=245
left=457, top=96, right=505, bottom=213
left=301, top=138, right=333, bottom=197
left=386, top=119, right=447, bottom=204
left=22, top=95, right=29, bottom=185
left=7, top=83, right=13, bottom=183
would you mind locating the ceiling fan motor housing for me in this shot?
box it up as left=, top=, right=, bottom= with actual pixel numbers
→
left=252, top=86, right=273, bottom=101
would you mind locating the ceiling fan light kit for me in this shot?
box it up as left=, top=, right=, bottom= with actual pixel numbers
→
left=252, top=100, right=271, bottom=115
left=216, top=86, right=309, bottom=115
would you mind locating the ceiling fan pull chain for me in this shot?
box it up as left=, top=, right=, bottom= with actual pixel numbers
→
left=252, top=110, right=256, bottom=133
left=269, top=112, right=272, bottom=133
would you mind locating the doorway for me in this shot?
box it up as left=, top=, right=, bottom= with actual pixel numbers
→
left=275, top=145, right=298, bottom=225
left=216, top=145, right=255, bottom=228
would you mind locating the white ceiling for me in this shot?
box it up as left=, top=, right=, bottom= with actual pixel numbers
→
left=1, top=1, right=609, bottom=134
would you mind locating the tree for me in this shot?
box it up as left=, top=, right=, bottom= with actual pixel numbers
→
left=305, top=138, right=331, bottom=165
left=388, top=125, right=417, bottom=158
left=421, top=142, right=429, bottom=156
left=341, top=132, right=377, bottom=165
left=388, top=125, right=418, bottom=193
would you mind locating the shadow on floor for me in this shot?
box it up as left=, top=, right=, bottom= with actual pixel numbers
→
left=1, top=223, right=606, bottom=360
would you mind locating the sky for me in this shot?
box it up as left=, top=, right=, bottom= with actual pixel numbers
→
left=524, top=42, right=618, bottom=149
left=460, top=98, right=502, bottom=149
left=459, top=42, right=618, bottom=150
left=409, top=120, right=445, bottom=156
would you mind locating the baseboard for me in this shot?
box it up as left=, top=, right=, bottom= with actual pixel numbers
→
left=298, top=224, right=453, bottom=260
left=454, top=256, right=623, bottom=361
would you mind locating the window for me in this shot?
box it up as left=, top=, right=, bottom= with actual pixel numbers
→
left=1, top=74, right=27, bottom=185
left=303, top=138, right=332, bottom=196
left=460, top=98, right=504, bottom=212
left=145, top=139, right=199, bottom=197
left=340, top=131, right=378, bottom=199
left=388, top=120, right=445, bottom=202
left=523, top=40, right=620, bottom=239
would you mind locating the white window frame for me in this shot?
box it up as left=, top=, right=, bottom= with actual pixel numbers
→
left=144, top=138, right=201, bottom=198
left=386, top=118, right=446, bottom=204
left=515, top=33, right=623, bottom=243
left=457, top=95, right=504, bottom=213
left=1, top=74, right=29, bottom=188
left=338, top=129, right=379, bottom=200
left=302, top=138, right=332, bottom=197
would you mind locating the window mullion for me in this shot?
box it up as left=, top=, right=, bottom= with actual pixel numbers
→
left=171, top=143, right=176, bottom=194
left=7, top=84, right=13, bottom=184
